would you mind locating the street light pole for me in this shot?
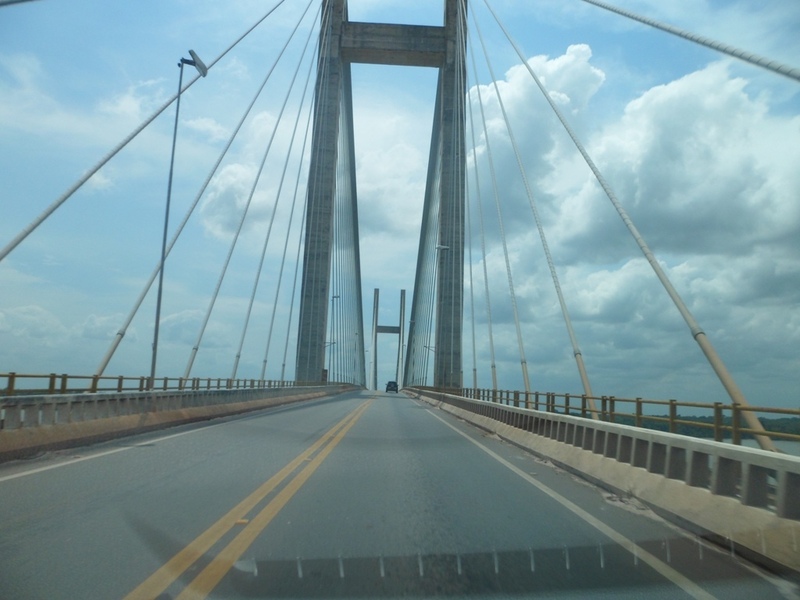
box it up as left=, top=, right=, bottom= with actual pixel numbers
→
left=149, top=50, right=207, bottom=389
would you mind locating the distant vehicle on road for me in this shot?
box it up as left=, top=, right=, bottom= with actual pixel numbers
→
left=385, top=381, right=398, bottom=393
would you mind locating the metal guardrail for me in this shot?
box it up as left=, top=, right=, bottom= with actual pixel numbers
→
left=0, top=384, right=351, bottom=432
left=412, top=388, right=800, bottom=522
left=429, top=387, right=800, bottom=446
left=0, top=372, right=299, bottom=397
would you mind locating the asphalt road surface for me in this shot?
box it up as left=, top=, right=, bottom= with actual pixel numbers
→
left=0, top=389, right=795, bottom=599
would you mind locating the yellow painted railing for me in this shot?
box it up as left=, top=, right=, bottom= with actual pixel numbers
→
left=425, top=387, right=800, bottom=446
left=0, top=372, right=299, bottom=396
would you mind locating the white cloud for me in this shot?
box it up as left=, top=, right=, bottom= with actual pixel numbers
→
left=184, top=116, right=229, bottom=143
left=512, top=44, right=606, bottom=112
left=554, top=61, right=800, bottom=261
left=0, top=305, right=68, bottom=347
left=200, top=162, right=259, bottom=240
left=2, top=2, right=797, bottom=402
left=0, top=53, right=73, bottom=136
left=77, top=314, right=126, bottom=341
left=86, top=170, right=114, bottom=191
left=466, top=46, right=800, bottom=404
left=97, top=79, right=165, bottom=122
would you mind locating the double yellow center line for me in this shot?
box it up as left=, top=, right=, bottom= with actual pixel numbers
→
left=124, top=398, right=373, bottom=600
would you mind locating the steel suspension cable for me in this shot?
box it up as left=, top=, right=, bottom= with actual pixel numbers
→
left=454, top=0, right=477, bottom=391
left=328, top=38, right=350, bottom=383
left=260, top=80, right=315, bottom=381
left=230, top=20, right=318, bottom=380
left=424, top=156, right=443, bottom=385
left=465, top=124, right=478, bottom=390
left=450, top=0, right=468, bottom=389
left=472, top=8, right=596, bottom=412
left=330, top=131, right=342, bottom=381
left=468, top=32, right=532, bottom=394
left=278, top=0, right=331, bottom=378
left=94, top=0, right=316, bottom=377
left=335, top=109, right=360, bottom=384
left=279, top=188, right=309, bottom=383
left=466, top=84, right=498, bottom=392
left=337, top=107, right=351, bottom=382
left=580, top=0, right=800, bottom=84
left=483, top=0, right=776, bottom=450
left=412, top=150, right=441, bottom=387
left=183, top=1, right=317, bottom=380
left=0, top=0, right=293, bottom=264
left=406, top=82, right=443, bottom=386
left=296, top=0, right=337, bottom=382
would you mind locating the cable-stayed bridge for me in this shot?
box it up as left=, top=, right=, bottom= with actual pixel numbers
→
left=1, top=1, right=800, bottom=597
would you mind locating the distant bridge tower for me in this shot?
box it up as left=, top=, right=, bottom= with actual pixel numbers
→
left=295, top=0, right=466, bottom=387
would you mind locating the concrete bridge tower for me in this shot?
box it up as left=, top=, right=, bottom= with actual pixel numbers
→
left=295, top=0, right=466, bottom=388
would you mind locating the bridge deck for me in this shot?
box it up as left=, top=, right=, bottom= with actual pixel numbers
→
left=0, top=390, right=788, bottom=598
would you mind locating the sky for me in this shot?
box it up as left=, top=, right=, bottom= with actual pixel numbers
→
left=1, top=0, right=798, bottom=411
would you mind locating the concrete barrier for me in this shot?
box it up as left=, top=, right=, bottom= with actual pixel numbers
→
left=409, top=388, right=800, bottom=576
left=0, top=385, right=355, bottom=462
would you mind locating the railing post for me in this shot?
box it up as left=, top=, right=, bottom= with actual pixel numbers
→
left=117, top=376, right=124, bottom=393
left=90, top=375, right=99, bottom=393
left=580, top=394, right=587, bottom=418
left=139, top=376, right=145, bottom=392
left=732, top=404, right=741, bottom=445
left=534, top=391, right=540, bottom=411
left=669, top=399, right=677, bottom=434
left=713, top=402, right=723, bottom=442
left=564, top=393, right=570, bottom=415
left=601, top=396, right=608, bottom=421
left=162, top=377, right=168, bottom=391
left=48, top=373, right=57, bottom=394
left=7, top=372, right=16, bottom=396
left=608, top=396, right=616, bottom=423
left=61, top=374, right=69, bottom=394
left=524, top=391, right=530, bottom=410
left=513, top=391, right=519, bottom=408
left=635, top=398, right=643, bottom=428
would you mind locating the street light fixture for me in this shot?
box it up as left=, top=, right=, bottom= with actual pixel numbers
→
left=149, top=50, right=207, bottom=390
left=187, top=50, right=208, bottom=77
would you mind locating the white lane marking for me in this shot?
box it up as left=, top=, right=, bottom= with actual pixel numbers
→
left=0, top=396, right=346, bottom=483
left=423, top=408, right=717, bottom=600
left=0, top=422, right=226, bottom=483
